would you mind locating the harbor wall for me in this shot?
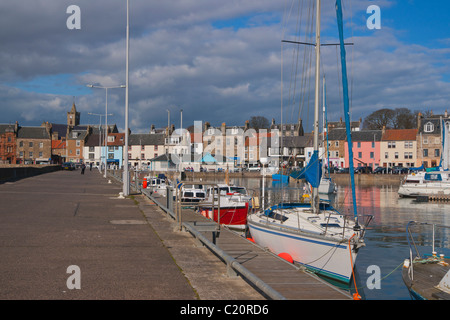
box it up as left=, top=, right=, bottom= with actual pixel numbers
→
left=144, top=170, right=404, bottom=186
left=0, top=164, right=61, bottom=182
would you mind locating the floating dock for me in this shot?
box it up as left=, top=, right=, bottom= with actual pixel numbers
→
left=143, top=190, right=353, bottom=300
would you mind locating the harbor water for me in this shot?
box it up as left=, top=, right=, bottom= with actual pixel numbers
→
left=189, top=176, right=450, bottom=300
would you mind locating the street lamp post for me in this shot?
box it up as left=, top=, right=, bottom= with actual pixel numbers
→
left=123, top=0, right=130, bottom=196
left=87, top=84, right=125, bottom=178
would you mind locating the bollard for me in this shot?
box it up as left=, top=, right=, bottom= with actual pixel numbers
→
left=143, top=177, right=147, bottom=189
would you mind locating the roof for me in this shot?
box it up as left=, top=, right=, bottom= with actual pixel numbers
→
left=129, top=133, right=165, bottom=145
left=350, top=130, right=382, bottom=142
left=327, top=128, right=347, bottom=140
left=17, top=127, right=50, bottom=139
left=418, top=118, right=443, bottom=135
left=0, top=124, right=16, bottom=134
left=382, top=129, right=418, bottom=141
left=282, top=134, right=315, bottom=148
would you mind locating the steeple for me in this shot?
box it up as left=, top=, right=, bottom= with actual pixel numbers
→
left=67, top=101, right=80, bottom=127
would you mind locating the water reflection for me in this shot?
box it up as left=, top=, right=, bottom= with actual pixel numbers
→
left=185, top=176, right=450, bottom=299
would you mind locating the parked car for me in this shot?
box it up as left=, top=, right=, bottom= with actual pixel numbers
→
left=337, top=167, right=349, bottom=174
left=392, top=166, right=409, bottom=174
left=373, top=166, right=392, bottom=174
left=355, top=166, right=373, bottom=174
left=62, top=162, right=75, bottom=170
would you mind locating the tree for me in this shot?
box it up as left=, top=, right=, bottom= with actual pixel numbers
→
left=362, top=108, right=395, bottom=129
left=249, top=116, right=269, bottom=130
left=391, top=108, right=417, bottom=129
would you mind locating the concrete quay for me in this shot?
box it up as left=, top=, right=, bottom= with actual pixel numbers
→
left=0, top=169, right=263, bottom=300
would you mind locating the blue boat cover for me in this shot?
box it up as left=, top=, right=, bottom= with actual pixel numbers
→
left=289, top=150, right=322, bottom=188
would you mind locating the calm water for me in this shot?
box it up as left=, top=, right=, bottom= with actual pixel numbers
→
left=190, top=176, right=450, bottom=300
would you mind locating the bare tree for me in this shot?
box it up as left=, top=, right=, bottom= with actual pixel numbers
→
left=249, top=116, right=269, bottom=130
left=362, top=108, right=395, bottom=129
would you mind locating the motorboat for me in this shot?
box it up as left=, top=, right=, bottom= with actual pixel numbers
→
left=180, top=183, right=206, bottom=203
left=198, top=184, right=251, bottom=231
left=398, top=170, right=450, bottom=198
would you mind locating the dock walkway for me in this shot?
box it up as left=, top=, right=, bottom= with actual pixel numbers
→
left=0, top=168, right=351, bottom=300
left=137, top=186, right=351, bottom=300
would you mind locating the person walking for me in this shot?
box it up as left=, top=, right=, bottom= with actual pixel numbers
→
left=81, top=163, right=86, bottom=175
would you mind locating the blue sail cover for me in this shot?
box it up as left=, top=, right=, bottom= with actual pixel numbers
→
left=290, top=151, right=322, bottom=188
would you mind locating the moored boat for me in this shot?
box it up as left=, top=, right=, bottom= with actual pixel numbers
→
left=402, top=221, right=450, bottom=300
left=247, top=0, right=372, bottom=286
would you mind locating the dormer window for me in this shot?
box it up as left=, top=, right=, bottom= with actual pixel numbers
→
left=424, top=122, right=434, bottom=133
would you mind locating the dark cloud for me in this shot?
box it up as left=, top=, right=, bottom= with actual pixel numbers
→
left=0, top=0, right=449, bottom=134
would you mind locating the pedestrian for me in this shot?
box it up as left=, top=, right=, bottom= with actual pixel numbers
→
left=89, top=163, right=92, bottom=171
left=81, top=163, right=86, bottom=175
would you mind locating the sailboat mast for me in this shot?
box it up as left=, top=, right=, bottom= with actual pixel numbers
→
left=312, top=0, right=321, bottom=213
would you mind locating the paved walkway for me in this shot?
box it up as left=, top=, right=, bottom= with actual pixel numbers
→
left=0, top=169, right=263, bottom=300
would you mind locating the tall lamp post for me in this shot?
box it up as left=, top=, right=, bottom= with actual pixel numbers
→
left=87, top=84, right=125, bottom=178
left=123, top=0, right=131, bottom=196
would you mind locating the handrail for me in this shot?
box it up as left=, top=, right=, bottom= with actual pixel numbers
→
left=107, top=170, right=287, bottom=300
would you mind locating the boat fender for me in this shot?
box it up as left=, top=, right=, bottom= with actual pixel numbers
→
left=278, top=252, right=294, bottom=264
left=143, top=178, right=147, bottom=189
left=246, top=237, right=255, bottom=243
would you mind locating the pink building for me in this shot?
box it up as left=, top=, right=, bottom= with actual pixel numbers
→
left=344, top=130, right=382, bottom=168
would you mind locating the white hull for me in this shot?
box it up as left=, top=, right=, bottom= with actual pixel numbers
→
left=398, top=171, right=450, bottom=197
left=247, top=205, right=364, bottom=283
left=398, top=183, right=450, bottom=197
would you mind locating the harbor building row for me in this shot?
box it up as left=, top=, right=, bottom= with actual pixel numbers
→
left=1, top=104, right=450, bottom=171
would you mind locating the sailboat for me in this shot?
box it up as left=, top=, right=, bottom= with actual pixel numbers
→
left=319, top=76, right=337, bottom=194
left=247, top=0, right=372, bottom=285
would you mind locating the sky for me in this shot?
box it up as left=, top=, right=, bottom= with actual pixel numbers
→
left=1, top=0, right=449, bottom=133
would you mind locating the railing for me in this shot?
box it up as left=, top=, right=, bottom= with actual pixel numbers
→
left=405, top=221, right=450, bottom=281
left=106, top=170, right=287, bottom=300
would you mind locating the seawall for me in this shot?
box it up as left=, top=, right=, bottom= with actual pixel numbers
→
left=0, top=164, right=61, bottom=182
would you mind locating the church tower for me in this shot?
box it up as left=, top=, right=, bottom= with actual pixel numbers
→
left=67, top=102, right=80, bottom=127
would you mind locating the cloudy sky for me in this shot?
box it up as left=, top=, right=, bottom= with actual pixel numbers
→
left=1, top=0, right=449, bottom=133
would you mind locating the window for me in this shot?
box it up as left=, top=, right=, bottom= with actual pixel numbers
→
left=39, top=142, right=43, bottom=148
left=19, top=141, right=23, bottom=147
left=141, top=145, right=145, bottom=151
left=358, top=152, right=362, bottom=158
left=39, top=152, right=43, bottom=158
left=19, top=151, right=23, bottom=157
left=404, top=152, right=413, bottom=159
left=435, top=149, right=440, bottom=157
left=395, top=152, right=399, bottom=159
left=370, top=152, right=374, bottom=159
left=335, top=141, right=339, bottom=147
left=76, top=149, right=80, bottom=156
left=29, top=152, right=33, bottom=158
left=29, top=142, right=33, bottom=147
left=423, top=137, right=428, bottom=144
left=385, top=152, right=388, bottom=159
left=141, top=153, right=145, bottom=159
left=388, top=142, right=396, bottom=148
left=423, top=149, right=428, bottom=157
left=372, top=141, right=375, bottom=148
left=404, top=141, right=413, bottom=149
left=357, top=142, right=361, bottom=148
left=154, top=145, right=158, bottom=151
left=424, top=122, right=434, bottom=133
left=89, top=153, right=94, bottom=159
left=76, top=140, right=80, bottom=147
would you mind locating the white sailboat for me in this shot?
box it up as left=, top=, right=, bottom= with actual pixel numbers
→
left=247, top=0, right=372, bottom=285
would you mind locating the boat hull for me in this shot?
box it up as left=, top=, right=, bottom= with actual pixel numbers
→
left=318, top=177, right=336, bottom=194
left=247, top=218, right=357, bottom=283
left=398, top=183, right=450, bottom=197
left=199, top=204, right=249, bottom=230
